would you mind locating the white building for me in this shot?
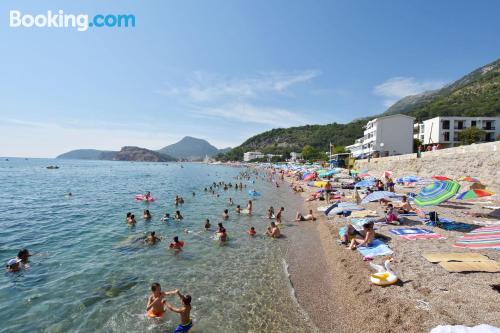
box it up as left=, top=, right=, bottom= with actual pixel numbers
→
left=415, top=116, right=500, bottom=148
left=290, top=152, right=302, bottom=162
left=346, top=114, right=415, bottom=158
left=243, top=151, right=264, bottom=162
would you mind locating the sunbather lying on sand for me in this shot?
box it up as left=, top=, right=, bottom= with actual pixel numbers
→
left=295, top=210, right=316, bottom=221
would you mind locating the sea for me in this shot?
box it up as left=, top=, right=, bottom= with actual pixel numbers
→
left=0, top=158, right=315, bottom=333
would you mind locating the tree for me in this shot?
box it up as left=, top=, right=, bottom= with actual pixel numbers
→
left=301, top=145, right=327, bottom=161
left=333, top=146, right=346, bottom=154
left=458, top=127, right=487, bottom=145
left=413, top=138, right=422, bottom=153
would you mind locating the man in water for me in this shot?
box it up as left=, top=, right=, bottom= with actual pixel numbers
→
left=146, top=282, right=177, bottom=318
left=164, top=290, right=192, bottom=333
left=266, top=222, right=281, bottom=238
left=222, top=209, right=229, bottom=220
left=145, top=231, right=160, bottom=244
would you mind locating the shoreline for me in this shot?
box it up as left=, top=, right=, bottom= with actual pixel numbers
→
left=268, top=168, right=500, bottom=333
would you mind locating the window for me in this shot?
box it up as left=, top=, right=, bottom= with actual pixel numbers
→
left=471, top=121, right=477, bottom=127
left=453, top=132, right=459, bottom=142
left=443, top=132, right=450, bottom=141
left=483, top=121, right=495, bottom=130
left=442, top=120, right=450, bottom=130
left=454, top=120, right=465, bottom=130
left=485, top=133, right=494, bottom=141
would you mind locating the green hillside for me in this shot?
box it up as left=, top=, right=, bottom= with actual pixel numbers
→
left=222, top=58, right=500, bottom=161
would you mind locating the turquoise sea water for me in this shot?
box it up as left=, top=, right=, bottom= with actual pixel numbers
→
left=0, top=159, right=313, bottom=333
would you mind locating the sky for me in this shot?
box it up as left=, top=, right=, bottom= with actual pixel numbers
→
left=0, top=0, right=499, bottom=157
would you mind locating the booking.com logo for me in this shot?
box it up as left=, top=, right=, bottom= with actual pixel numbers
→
left=9, top=10, right=136, bottom=32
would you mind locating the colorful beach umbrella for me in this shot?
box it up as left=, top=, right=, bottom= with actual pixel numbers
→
left=432, top=175, right=451, bottom=181
left=361, top=191, right=398, bottom=204
left=456, top=189, right=494, bottom=200
left=382, top=170, right=392, bottom=178
left=458, top=176, right=480, bottom=183
left=414, top=180, right=461, bottom=207
left=354, top=179, right=375, bottom=188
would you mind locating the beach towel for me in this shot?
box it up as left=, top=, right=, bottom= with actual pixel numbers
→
left=420, top=217, right=476, bottom=232
left=350, top=210, right=378, bottom=218
left=438, top=261, right=500, bottom=273
left=356, top=239, right=393, bottom=257
left=454, top=226, right=500, bottom=250
left=390, top=228, right=434, bottom=235
left=423, top=252, right=491, bottom=263
left=390, top=228, right=445, bottom=240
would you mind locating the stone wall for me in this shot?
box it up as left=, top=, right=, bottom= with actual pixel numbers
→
left=355, top=141, right=500, bottom=193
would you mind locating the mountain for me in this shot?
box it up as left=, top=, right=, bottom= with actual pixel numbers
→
left=113, top=146, right=175, bottom=162
left=384, top=58, right=500, bottom=120
left=57, top=149, right=117, bottom=160
left=158, top=136, right=223, bottom=161
left=223, top=58, right=500, bottom=160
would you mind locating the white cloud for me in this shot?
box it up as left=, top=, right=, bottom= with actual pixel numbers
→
left=194, top=103, right=311, bottom=127
left=155, top=70, right=320, bottom=102
left=374, top=77, right=446, bottom=108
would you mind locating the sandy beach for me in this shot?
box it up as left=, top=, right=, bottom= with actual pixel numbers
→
left=273, top=169, right=500, bottom=333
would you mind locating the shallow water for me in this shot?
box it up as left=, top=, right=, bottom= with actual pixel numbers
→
left=0, top=159, right=313, bottom=333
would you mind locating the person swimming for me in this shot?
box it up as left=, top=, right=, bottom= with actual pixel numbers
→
left=127, top=214, right=137, bottom=225
left=223, top=209, right=229, bottom=220
left=5, top=258, right=22, bottom=272
left=145, top=231, right=160, bottom=245
left=164, top=290, right=192, bottom=333
left=204, top=218, right=211, bottom=230
left=236, top=205, right=241, bottom=214
left=169, top=236, right=184, bottom=250
left=174, top=211, right=183, bottom=220
left=247, top=227, right=257, bottom=236
left=161, top=213, right=171, bottom=222
left=143, top=209, right=152, bottom=220
left=146, top=282, right=177, bottom=318
left=228, top=197, right=234, bottom=205
left=126, top=212, right=132, bottom=222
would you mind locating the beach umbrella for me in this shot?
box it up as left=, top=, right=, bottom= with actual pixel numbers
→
left=432, top=175, right=451, bottom=181
left=358, top=173, right=371, bottom=178
left=382, top=170, right=392, bottom=178
left=414, top=180, right=461, bottom=207
left=396, top=175, right=419, bottom=183
left=361, top=191, right=399, bottom=204
left=456, top=189, right=494, bottom=200
left=354, top=179, right=375, bottom=188
left=458, top=176, right=480, bottom=183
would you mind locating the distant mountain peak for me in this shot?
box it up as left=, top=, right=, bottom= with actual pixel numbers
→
left=158, top=137, right=227, bottom=161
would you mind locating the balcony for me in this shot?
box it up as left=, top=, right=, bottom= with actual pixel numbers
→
left=483, top=126, right=496, bottom=131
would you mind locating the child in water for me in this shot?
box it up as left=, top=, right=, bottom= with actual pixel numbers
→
left=275, top=207, right=284, bottom=224
left=164, top=290, right=192, bottom=333
left=161, top=213, right=171, bottom=222
left=267, top=206, right=275, bottom=219
left=247, top=227, right=257, bottom=236
left=146, top=282, right=177, bottom=318
left=204, top=218, right=211, bottom=230
left=169, top=236, right=184, bottom=250
left=247, top=200, right=253, bottom=215
left=236, top=205, right=241, bottom=214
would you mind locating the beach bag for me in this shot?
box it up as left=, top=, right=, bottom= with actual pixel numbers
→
left=429, top=211, right=439, bottom=222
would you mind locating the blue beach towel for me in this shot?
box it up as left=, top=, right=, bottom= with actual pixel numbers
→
left=357, top=239, right=393, bottom=257
left=390, top=228, right=434, bottom=236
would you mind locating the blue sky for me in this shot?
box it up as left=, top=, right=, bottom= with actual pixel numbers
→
left=0, top=0, right=499, bottom=157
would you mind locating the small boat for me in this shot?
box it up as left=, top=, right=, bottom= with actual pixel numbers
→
left=46, top=165, right=60, bottom=169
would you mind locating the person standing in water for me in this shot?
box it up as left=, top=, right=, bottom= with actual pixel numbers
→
left=247, top=200, right=253, bottom=215
left=164, top=290, right=192, bottom=333
left=275, top=207, right=284, bottom=224
left=146, top=282, right=177, bottom=318
left=222, top=209, right=229, bottom=220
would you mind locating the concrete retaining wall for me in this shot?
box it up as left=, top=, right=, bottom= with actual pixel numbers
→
left=355, top=141, right=500, bottom=193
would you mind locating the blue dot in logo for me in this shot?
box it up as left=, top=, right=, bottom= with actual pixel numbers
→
left=89, top=22, right=93, bottom=27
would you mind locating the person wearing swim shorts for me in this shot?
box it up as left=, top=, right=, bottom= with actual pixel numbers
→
left=165, top=290, right=192, bottom=333
left=146, top=282, right=177, bottom=318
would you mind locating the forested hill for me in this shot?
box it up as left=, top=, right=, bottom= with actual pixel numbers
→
left=223, top=58, right=500, bottom=160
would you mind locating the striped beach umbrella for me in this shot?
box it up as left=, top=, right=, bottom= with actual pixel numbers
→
left=458, top=176, right=480, bottom=183
left=414, top=180, right=461, bottom=207
left=361, top=191, right=398, bottom=204
left=456, top=189, right=494, bottom=200
left=432, top=175, right=451, bottom=181
left=354, top=179, right=375, bottom=188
